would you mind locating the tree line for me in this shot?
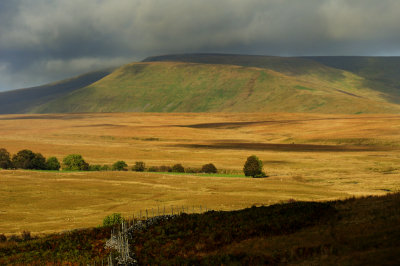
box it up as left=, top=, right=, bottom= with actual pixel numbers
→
left=1, top=147, right=267, bottom=177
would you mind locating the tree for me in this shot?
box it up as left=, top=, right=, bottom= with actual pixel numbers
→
left=12, top=149, right=35, bottom=169
left=62, top=154, right=89, bottom=171
left=31, top=153, right=46, bottom=170
left=243, top=155, right=266, bottom=178
left=89, top=164, right=102, bottom=171
left=103, top=213, right=124, bottom=227
left=46, top=157, right=61, bottom=170
left=11, top=150, right=47, bottom=170
left=201, top=163, right=217, bottom=173
left=112, top=161, right=128, bottom=171
left=172, top=164, right=185, bottom=173
left=0, top=148, right=12, bottom=169
left=132, top=161, right=146, bottom=172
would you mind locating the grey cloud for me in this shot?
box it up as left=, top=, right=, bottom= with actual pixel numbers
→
left=1, top=0, right=400, bottom=91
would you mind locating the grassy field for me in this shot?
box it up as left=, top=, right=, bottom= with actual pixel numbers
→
left=0, top=112, right=399, bottom=235
left=32, top=61, right=400, bottom=113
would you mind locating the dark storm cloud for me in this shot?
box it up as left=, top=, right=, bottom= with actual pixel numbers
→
left=1, top=0, right=400, bottom=91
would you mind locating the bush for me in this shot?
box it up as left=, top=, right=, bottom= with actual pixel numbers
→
left=185, top=167, right=201, bottom=173
left=21, top=231, right=31, bottom=241
left=12, top=150, right=47, bottom=170
left=112, top=161, right=128, bottom=171
left=201, top=163, right=218, bottom=173
left=89, top=164, right=102, bottom=171
left=172, top=164, right=185, bottom=173
left=132, top=161, right=146, bottom=172
left=0, top=234, right=6, bottom=242
left=46, top=157, right=60, bottom=170
left=31, top=153, right=46, bottom=170
left=159, top=165, right=172, bottom=172
left=148, top=166, right=159, bottom=172
left=0, top=148, right=12, bottom=169
left=103, top=213, right=123, bottom=227
left=62, top=154, right=89, bottom=171
left=243, top=155, right=266, bottom=178
left=101, top=164, right=110, bottom=171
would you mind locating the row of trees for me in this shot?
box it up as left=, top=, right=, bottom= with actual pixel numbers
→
left=1, top=148, right=266, bottom=177
left=0, top=148, right=60, bottom=170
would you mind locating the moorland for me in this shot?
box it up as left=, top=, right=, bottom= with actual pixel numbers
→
left=0, top=112, right=399, bottom=235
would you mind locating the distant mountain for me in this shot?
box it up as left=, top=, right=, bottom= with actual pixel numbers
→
left=1, top=54, right=400, bottom=114
left=0, top=70, right=112, bottom=114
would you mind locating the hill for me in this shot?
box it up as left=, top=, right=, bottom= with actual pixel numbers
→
left=1, top=54, right=400, bottom=114
left=0, top=69, right=112, bottom=114
left=33, top=60, right=400, bottom=114
left=304, top=56, right=400, bottom=103
left=1, top=193, right=399, bottom=264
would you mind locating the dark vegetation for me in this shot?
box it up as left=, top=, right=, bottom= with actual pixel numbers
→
left=112, top=160, right=128, bottom=171
left=1, top=193, right=399, bottom=265
left=132, top=161, right=146, bottom=172
left=1, top=148, right=268, bottom=177
left=243, top=155, right=267, bottom=178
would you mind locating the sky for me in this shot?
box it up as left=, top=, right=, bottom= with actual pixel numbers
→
left=1, top=0, right=400, bottom=91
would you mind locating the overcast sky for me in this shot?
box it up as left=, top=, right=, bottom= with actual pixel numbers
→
left=1, top=0, right=400, bottom=91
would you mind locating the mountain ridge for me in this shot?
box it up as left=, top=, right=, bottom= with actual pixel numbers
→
left=1, top=54, right=400, bottom=114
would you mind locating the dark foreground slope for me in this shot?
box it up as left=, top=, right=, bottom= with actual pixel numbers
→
left=1, top=193, right=399, bottom=265
left=0, top=70, right=111, bottom=114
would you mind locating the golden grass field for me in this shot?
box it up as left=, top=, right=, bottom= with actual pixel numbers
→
left=0, top=112, right=399, bottom=235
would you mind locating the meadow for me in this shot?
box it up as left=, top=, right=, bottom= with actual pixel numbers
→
left=0, top=112, right=399, bottom=235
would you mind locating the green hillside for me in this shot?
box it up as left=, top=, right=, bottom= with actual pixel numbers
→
left=305, top=56, right=400, bottom=103
left=33, top=60, right=400, bottom=114
left=0, top=70, right=112, bottom=114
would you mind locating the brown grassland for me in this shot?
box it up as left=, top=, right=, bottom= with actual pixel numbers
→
left=0, top=112, right=399, bottom=235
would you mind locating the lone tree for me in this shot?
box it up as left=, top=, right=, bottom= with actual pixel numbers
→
left=63, top=154, right=89, bottom=171
left=46, top=157, right=61, bottom=170
left=243, top=155, right=266, bottom=178
left=112, top=161, right=128, bottom=171
left=0, top=148, right=12, bottom=169
left=201, top=163, right=217, bottom=173
left=132, top=161, right=146, bottom=172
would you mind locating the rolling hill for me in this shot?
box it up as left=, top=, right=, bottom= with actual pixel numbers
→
left=2, top=54, right=400, bottom=114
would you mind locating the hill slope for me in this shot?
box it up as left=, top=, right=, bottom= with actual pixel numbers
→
left=1, top=193, right=399, bottom=264
left=1, top=54, right=400, bottom=114
left=33, top=60, right=400, bottom=114
left=0, top=70, right=112, bottom=114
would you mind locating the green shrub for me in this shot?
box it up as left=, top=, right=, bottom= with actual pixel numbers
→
left=46, top=157, right=60, bottom=170
left=0, top=148, right=12, bottom=169
left=159, top=165, right=172, bottom=172
left=62, top=154, right=89, bottom=171
left=132, top=161, right=146, bottom=172
left=172, top=164, right=185, bottom=173
left=112, top=161, right=128, bottom=171
left=201, top=163, right=218, bottom=173
left=103, top=213, right=123, bottom=227
left=89, top=164, right=102, bottom=171
left=101, top=164, right=110, bottom=171
left=185, top=167, right=201, bottom=173
left=243, top=155, right=266, bottom=178
left=148, top=166, right=159, bottom=172
left=0, top=234, right=6, bottom=242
